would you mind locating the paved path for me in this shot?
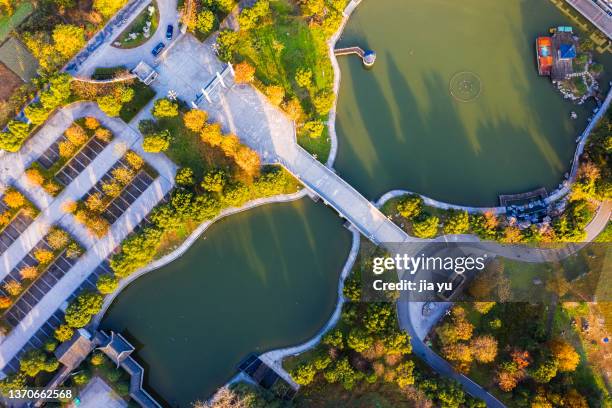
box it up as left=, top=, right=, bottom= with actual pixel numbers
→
left=566, top=0, right=612, bottom=40
left=75, top=0, right=180, bottom=77
left=0, top=102, right=176, bottom=372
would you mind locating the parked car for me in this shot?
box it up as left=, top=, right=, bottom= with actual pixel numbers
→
left=152, top=42, right=165, bottom=56
left=166, top=24, right=174, bottom=40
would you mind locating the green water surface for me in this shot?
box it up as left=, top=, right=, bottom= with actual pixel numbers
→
left=335, top=0, right=607, bottom=206
left=101, top=199, right=351, bottom=406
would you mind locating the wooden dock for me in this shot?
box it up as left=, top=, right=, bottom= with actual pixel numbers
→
left=334, top=46, right=376, bottom=66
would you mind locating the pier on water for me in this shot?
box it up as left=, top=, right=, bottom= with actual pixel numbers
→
left=334, top=46, right=377, bottom=67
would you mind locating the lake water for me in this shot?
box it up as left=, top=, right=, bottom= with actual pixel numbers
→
left=101, top=199, right=351, bottom=406
left=335, top=0, right=606, bottom=206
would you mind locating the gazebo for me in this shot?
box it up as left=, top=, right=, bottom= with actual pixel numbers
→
left=97, top=331, right=135, bottom=367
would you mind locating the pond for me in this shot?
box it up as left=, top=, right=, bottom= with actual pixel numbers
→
left=335, top=0, right=609, bottom=206
left=101, top=199, right=352, bottom=406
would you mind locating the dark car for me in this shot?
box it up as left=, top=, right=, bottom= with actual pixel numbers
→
left=166, top=24, right=174, bottom=40
left=152, top=42, right=165, bottom=56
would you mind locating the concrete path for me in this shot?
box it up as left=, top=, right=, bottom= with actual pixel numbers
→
left=0, top=102, right=176, bottom=373
left=76, top=0, right=180, bottom=77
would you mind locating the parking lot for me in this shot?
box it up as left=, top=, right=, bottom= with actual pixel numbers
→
left=0, top=202, right=35, bottom=256
left=54, top=136, right=111, bottom=186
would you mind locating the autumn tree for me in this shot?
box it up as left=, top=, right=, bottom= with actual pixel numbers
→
left=3, top=190, right=25, bottom=209
left=549, top=339, right=580, bottom=372
left=183, top=109, right=208, bottom=132
left=19, top=349, right=59, bottom=377
left=291, top=362, right=316, bottom=386
left=200, top=123, right=223, bottom=146
left=97, top=95, right=122, bottom=117
left=47, top=228, right=69, bottom=250
left=470, top=335, right=498, bottom=363
left=234, top=146, right=260, bottom=176
left=52, top=25, right=85, bottom=58
left=395, top=361, right=415, bottom=388
left=20, top=266, right=38, bottom=280
left=175, top=167, right=195, bottom=187
left=233, top=61, right=256, bottom=84
left=264, top=85, right=284, bottom=105
left=64, top=292, right=103, bottom=328
left=25, top=168, right=45, bottom=186
left=54, top=325, right=74, bottom=342
left=94, top=0, right=126, bottom=18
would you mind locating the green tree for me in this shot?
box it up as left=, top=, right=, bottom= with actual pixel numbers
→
left=412, top=214, right=439, bottom=238
left=153, top=98, right=179, bottom=118
left=395, top=361, right=415, bottom=388
left=97, top=95, right=122, bottom=117
left=143, top=130, right=171, bottom=152
left=531, top=358, right=558, bottom=383
left=64, top=292, right=103, bottom=328
left=397, top=194, right=422, bottom=219
left=238, top=0, right=270, bottom=30
left=216, top=30, right=238, bottom=61
left=196, top=9, right=215, bottom=34
left=438, top=380, right=466, bottom=408
left=19, top=350, right=59, bottom=377
left=202, top=169, right=227, bottom=193
left=291, top=362, right=316, bottom=385
left=347, top=328, right=373, bottom=352
left=323, top=357, right=360, bottom=390
left=175, top=167, right=195, bottom=187
left=312, top=91, right=335, bottom=115
left=295, top=67, right=312, bottom=88
left=0, top=121, right=31, bottom=152
left=52, top=25, right=85, bottom=59
left=443, top=210, right=469, bottom=234
left=96, top=274, right=118, bottom=294
left=322, top=329, right=343, bottom=349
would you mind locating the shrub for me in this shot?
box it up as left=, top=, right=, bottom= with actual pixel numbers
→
left=20, top=266, right=38, bottom=280
left=73, top=370, right=91, bottom=385
left=43, top=339, right=58, bottom=353
left=143, top=130, right=171, bottom=152
left=47, top=228, right=69, bottom=250
left=90, top=352, right=106, bottom=366
left=84, top=117, right=100, bottom=130
left=152, top=98, right=179, bottom=118
left=183, top=109, right=208, bottom=132
left=234, top=61, right=256, bottom=84
left=3, top=280, right=22, bottom=296
left=25, top=168, right=45, bottom=186
left=54, top=325, right=74, bottom=342
left=96, top=274, right=118, bottom=294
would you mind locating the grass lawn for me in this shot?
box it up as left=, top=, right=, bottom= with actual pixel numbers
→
left=113, top=1, right=159, bottom=49
left=119, top=82, right=156, bottom=123
left=297, top=126, right=331, bottom=163
left=0, top=2, right=33, bottom=42
left=235, top=0, right=334, bottom=159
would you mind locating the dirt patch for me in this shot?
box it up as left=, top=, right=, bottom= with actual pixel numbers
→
left=0, top=62, right=23, bottom=101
